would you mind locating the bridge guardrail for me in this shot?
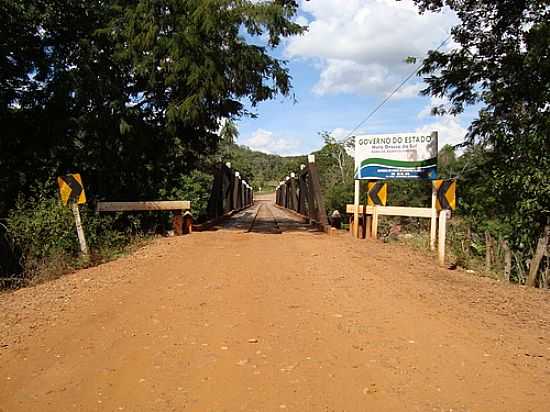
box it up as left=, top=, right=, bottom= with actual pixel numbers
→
left=204, top=162, right=254, bottom=224
left=275, top=155, right=329, bottom=231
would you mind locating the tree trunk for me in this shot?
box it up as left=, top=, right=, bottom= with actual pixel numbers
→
left=527, top=224, right=550, bottom=287
left=501, top=240, right=512, bottom=282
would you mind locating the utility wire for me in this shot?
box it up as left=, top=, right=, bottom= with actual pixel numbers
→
left=340, top=33, right=452, bottom=143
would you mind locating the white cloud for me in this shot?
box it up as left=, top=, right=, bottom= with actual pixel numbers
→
left=241, top=128, right=302, bottom=155
left=329, top=127, right=352, bottom=140
left=286, top=0, right=456, bottom=97
left=415, top=95, right=467, bottom=146
left=416, top=116, right=467, bottom=147
left=390, top=83, right=425, bottom=100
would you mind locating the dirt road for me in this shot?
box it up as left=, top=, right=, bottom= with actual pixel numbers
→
left=1, top=200, right=550, bottom=411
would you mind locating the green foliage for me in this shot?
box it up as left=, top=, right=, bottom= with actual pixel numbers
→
left=6, top=187, right=134, bottom=281
left=0, top=0, right=305, bottom=281
left=226, top=144, right=306, bottom=191
left=8, top=196, right=79, bottom=266
left=0, top=0, right=304, bottom=217
left=313, top=132, right=355, bottom=214
left=160, top=170, right=213, bottom=220
left=325, top=184, right=354, bottom=215
left=409, top=0, right=550, bottom=284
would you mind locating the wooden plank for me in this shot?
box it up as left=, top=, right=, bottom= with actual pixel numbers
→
left=97, top=201, right=191, bottom=212
left=345, top=204, right=433, bottom=218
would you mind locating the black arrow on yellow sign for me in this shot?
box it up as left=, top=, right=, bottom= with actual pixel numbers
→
left=367, top=181, right=387, bottom=206
left=62, top=175, right=82, bottom=203
left=57, top=173, right=86, bottom=206
left=434, top=179, right=456, bottom=211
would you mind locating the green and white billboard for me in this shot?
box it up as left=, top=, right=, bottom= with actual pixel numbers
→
left=354, top=132, right=438, bottom=180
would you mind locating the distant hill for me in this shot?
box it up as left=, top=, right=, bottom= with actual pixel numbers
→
left=227, top=145, right=307, bottom=191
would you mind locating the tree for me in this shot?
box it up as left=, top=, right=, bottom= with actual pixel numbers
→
left=220, top=120, right=239, bottom=146
left=318, top=132, right=354, bottom=184
left=410, top=0, right=550, bottom=285
left=0, top=0, right=304, bottom=215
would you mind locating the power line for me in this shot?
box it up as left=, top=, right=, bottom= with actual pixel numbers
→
left=340, top=33, right=452, bottom=143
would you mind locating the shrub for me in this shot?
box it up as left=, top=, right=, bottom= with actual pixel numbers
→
left=6, top=192, right=134, bottom=283
left=160, top=170, right=213, bottom=221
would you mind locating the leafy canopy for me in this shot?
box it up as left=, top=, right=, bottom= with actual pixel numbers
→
left=409, top=0, right=550, bottom=248
left=0, top=0, right=304, bottom=214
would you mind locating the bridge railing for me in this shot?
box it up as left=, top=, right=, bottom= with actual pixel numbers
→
left=206, top=162, right=253, bottom=221
left=275, top=155, right=329, bottom=230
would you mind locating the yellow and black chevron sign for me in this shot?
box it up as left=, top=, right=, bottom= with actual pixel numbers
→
left=57, top=173, right=86, bottom=206
left=367, top=181, right=387, bottom=206
left=434, top=179, right=456, bottom=211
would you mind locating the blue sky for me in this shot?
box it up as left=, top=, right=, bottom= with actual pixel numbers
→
left=236, top=0, right=478, bottom=156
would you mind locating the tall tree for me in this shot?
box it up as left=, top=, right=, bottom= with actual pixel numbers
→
left=0, top=0, right=304, bottom=214
left=410, top=0, right=550, bottom=284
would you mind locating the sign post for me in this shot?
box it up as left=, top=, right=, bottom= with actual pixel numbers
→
left=71, top=202, right=89, bottom=258
left=57, top=173, right=89, bottom=259
left=353, top=180, right=361, bottom=238
left=354, top=131, right=439, bottom=243
left=430, top=186, right=437, bottom=251
left=434, top=179, right=457, bottom=265
left=438, top=210, right=450, bottom=266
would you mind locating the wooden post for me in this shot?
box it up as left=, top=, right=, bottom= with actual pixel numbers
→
left=353, top=179, right=360, bottom=238
left=438, top=210, right=448, bottom=266
left=485, top=231, right=493, bottom=270
left=502, top=240, right=512, bottom=281
left=464, top=225, right=471, bottom=258
left=172, top=210, right=183, bottom=235
left=430, top=184, right=437, bottom=251
left=307, top=156, right=329, bottom=229
left=182, top=211, right=193, bottom=235
left=71, top=202, right=89, bottom=259
left=366, top=215, right=372, bottom=239
left=372, top=206, right=379, bottom=239
left=527, top=224, right=550, bottom=287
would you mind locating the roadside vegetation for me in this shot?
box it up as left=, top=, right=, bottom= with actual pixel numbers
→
left=1, top=1, right=548, bottom=289
left=1, top=0, right=304, bottom=287
left=313, top=0, right=550, bottom=287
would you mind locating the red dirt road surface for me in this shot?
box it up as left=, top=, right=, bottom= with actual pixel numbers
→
left=1, top=199, right=550, bottom=411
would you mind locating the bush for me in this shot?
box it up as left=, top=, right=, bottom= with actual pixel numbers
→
left=160, top=170, right=214, bottom=221
left=324, top=183, right=354, bottom=215
left=6, top=192, right=134, bottom=284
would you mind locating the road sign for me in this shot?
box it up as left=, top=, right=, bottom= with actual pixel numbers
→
left=434, top=179, right=456, bottom=211
left=57, top=173, right=86, bottom=205
left=355, top=132, right=438, bottom=180
left=367, top=181, right=387, bottom=206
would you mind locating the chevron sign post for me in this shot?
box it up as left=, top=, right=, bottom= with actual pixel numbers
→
left=57, top=173, right=89, bottom=258
left=57, top=174, right=86, bottom=206
left=367, top=181, right=387, bottom=206
left=433, top=179, right=456, bottom=211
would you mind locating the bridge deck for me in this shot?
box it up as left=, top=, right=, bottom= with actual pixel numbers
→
left=221, top=196, right=321, bottom=234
